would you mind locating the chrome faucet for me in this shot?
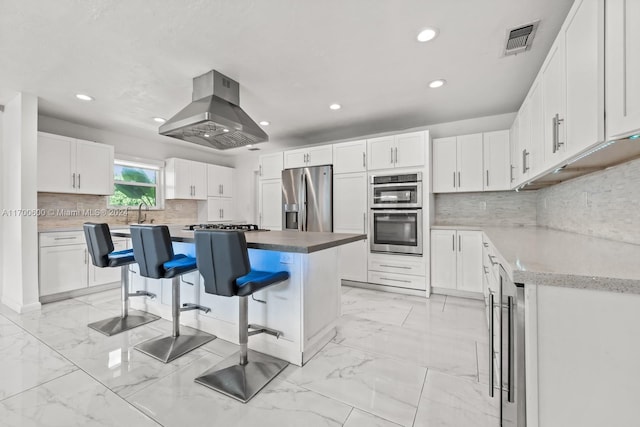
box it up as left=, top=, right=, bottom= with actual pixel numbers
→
left=137, top=202, right=149, bottom=224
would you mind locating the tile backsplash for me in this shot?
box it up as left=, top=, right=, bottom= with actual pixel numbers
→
left=434, top=191, right=537, bottom=227
left=537, top=157, right=640, bottom=245
left=37, top=193, right=198, bottom=230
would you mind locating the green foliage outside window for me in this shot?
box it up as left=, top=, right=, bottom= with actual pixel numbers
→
left=109, top=165, right=158, bottom=207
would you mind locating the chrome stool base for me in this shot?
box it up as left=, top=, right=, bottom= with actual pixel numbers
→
left=195, top=349, right=288, bottom=403
left=88, top=311, right=160, bottom=336
left=135, top=326, right=215, bottom=363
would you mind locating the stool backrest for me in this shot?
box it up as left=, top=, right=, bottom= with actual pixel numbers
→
left=130, top=225, right=174, bottom=279
left=83, top=223, right=114, bottom=268
left=195, top=230, right=251, bottom=297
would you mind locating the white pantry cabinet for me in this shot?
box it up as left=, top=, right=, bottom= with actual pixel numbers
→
left=606, top=0, right=640, bottom=139
left=430, top=229, right=482, bottom=294
left=332, top=140, right=367, bottom=174
left=259, top=179, right=282, bottom=230
left=432, top=134, right=483, bottom=193
left=483, top=130, right=511, bottom=191
left=334, top=172, right=368, bottom=282
left=207, top=164, right=233, bottom=197
left=259, top=152, right=284, bottom=180
left=165, top=158, right=207, bottom=200
left=37, top=132, right=114, bottom=195
left=284, top=145, right=333, bottom=169
left=367, top=131, right=426, bottom=171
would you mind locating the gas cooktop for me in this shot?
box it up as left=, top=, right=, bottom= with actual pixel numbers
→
left=184, top=224, right=269, bottom=232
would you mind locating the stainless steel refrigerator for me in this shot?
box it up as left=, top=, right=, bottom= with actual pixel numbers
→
left=282, top=165, right=332, bottom=232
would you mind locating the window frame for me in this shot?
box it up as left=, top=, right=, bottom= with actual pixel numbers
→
left=107, top=159, right=165, bottom=210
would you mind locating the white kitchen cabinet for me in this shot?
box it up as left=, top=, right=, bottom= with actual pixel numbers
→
left=432, top=134, right=483, bottom=193
left=430, top=229, right=482, bottom=294
left=37, top=132, right=114, bottom=195
left=606, top=0, right=640, bottom=139
left=259, top=179, right=282, bottom=230
left=528, top=79, right=545, bottom=176
left=332, top=140, right=367, bottom=174
left=483, top=130, right=511, bottom=191
left=259, top=152, right=284, bottom=180
left=518, top=96, right=533, bottom=181
left=367, top=131, right=426, bottom=171
left=207, top=164, right=233, bottom=197
left=165, top=158, right=207, bottom=200
left=509, top=116, right=520, bottom=187
left=283, top=145, right=333, bottom=169
left=334, top=172, right=367, bottom=282
left=542, top=34, right=567, bottom=167
left=368, top=253, right=426, bottom=291
left=207, top=197, right=235, bottom=222
left=40, top=244, right=88, bottom=296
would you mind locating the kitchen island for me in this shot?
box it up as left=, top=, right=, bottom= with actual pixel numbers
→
left=112, top=226, right=366, bottom=366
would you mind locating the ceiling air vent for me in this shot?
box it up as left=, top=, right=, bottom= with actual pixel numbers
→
left=504, top=21, right=539, bottom=56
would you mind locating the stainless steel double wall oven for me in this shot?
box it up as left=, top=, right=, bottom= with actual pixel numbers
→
left=369, top=172, right=423, bottom=255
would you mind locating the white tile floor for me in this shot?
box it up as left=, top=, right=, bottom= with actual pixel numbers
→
left=0, top=286, right=499, bottom=427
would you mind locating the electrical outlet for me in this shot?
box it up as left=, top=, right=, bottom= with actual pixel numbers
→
left=583, top=191, right=592, bottom=208
left=480, top=201, right=487, bottom=211
left=543, top=198, right=548, bottom=209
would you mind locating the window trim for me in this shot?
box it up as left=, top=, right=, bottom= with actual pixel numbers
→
left=108, top=159, right=165, bottom=210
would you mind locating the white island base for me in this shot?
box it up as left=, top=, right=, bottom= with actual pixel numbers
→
left=129, top=244, right=341, bottom=367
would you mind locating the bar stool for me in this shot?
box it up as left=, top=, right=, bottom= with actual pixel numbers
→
left=130, top=225, right=215, bottom=363
left=83, top=223, right=159, bottom=336
left=194, top=229, right=290, bottom=403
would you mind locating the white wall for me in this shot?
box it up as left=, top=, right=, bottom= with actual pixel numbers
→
left=0, top=106, right=4, bottom=301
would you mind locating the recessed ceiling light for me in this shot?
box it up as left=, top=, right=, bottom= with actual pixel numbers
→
left=259, top=121, right=270, bottom=126
left=247, top=144, right=253, bottom=148
left=204, top=133, right=210, bottom=137
left=223, top=128, right=229, bottom=133
left=429, top=79, right=446, bottom=88
left=153, top=117, right=166, bottom=123
left=417, top=28, right=438, bottom=42
left=329, top=103, right=341, bottom=110
left=75, top=93, right=94, bottom=101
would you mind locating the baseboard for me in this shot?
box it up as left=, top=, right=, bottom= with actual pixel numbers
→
left=431, top=286, right=483, bottom=300
left=342, top=280, right=429, bottom=298
left=39, top=282, right=120, bottom=304
left=1, top=297, right=42, bottom=314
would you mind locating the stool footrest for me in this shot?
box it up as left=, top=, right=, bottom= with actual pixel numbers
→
left=248, top=324, right=282, bottom=339
left=129, top=290, right=156, bottom=299
left=181, top=303, right=211, bottom=314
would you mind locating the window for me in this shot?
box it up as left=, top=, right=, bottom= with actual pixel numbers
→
left=109, top=161, right=161, bottom=208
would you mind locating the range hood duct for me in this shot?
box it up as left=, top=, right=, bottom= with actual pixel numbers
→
left=159, top=70, right=268, bottom=150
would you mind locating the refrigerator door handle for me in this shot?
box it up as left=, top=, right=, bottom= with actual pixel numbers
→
left=301, top=173, right=307, bottom=231
left=507, top=295, right=514, bottom=403
left=489, top=291, right=495, bottom=398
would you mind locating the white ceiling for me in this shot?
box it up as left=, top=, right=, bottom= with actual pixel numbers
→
left=0, top=0, right=573, bottom=153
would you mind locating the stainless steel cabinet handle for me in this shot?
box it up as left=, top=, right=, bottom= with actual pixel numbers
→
left=488, top=254, right=498, bottom=266
left=362, top=152, right=366, bottom=168
left=489, top=291, right=495, bottom=398
left=259, top=164, right=263, bottom=176
left=510, top=165, right=515, bottom=182
left=221, top=208, right=224, bottom=218
left=483, top=266, right=489, bottom=274
left=508, top=295, right=515, bottom=403
left=525, top=151, right=530, bottom=172
left=219, top=209, right=223, bottom=219
left=453, top=172, right=456, bottom=188
left=54, top=237, right=77, bottom=240
left=72, top=173, right=76, bottom=189
left=390, top=148, right=394, bottom=164
left=380, top=277, right=411, bottom=283
left=458, top=171, right=461, bottom=187
left=458, top=234, right=461, bottom=252
left=307, top=153, right=311, bottom=163
left=522, top=150, right=530, bottom=173
left=452, top=234, right=455, bottom=251
left=380, top=264, right=411, bottom=270
left=78, top=174, right=81, bottom=189
left=486, top=170, right=489, bottom=187
left=552, top=115, right=558, bottom=153
left=483, top=242, right=489, bottom=247
left=394, top=147, right=398, bottom=164
left=363, top=212, right=366, bottom=233
left=556, top=113, right=565, bottom=150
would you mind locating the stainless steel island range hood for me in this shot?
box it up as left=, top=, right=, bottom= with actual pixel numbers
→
left=159, top=70, right=268, bottom=150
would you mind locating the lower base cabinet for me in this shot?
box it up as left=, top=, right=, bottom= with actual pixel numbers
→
left=368, top=252, right=426, bottom=290
left=338, top=238, right=368, bottom=283
left=430, top=229, right=483, bottom=294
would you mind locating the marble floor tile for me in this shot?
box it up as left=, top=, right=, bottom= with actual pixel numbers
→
left=283, top=342, right=426, bottom=427
left=73, top=288, right=121, bottom=306
left=343, top=408, right=402, bottom=427
left=0, top=314, right=22, bottom=337
left=200, top=336, right=240, bottom=358
left=335, top=315, right=478, bottom=381
left=130, top=352, right=352, bottom=427
left=413, top=370, right=500, bottom=427
left=0, top=370, right=160, bottom=427
left=341, top=289, right=414, bottom=326
left=0, top=330, right=77, bottom=401
left=477, top=341, right=491, bottom=385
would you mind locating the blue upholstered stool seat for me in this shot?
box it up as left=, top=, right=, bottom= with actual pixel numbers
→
left=163, top=254, right=197, bottom=278
left=107, top=249, right=135, bottom=267
left=236, top=270, right=291, bottom=297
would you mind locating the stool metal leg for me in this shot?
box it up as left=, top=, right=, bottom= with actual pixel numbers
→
left=194, top=296, right=289, bottom=403
left=135, top=276, right=215, bottom=363
left=88, top=265, right=160, bottom=336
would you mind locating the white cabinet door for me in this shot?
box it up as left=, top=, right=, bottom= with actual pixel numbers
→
left=259, top=152, right=284, bottom=180
left=509, top=116, right=520, bottom=187
left=333, top=173, right=367, bottom=233
left=306, top=145, right=333, bottom=167
left=542, top=36, right=567, bottom=167
left=432, top=137, right=457, bottom=193
left=207, top=197, right=223, bottom=221
left=333, top=140, right=367, bottom=173
left=529, top=79, right=545, bottom=176
left=394, top=131, right=425, bottom=168
left=518, top=98, right=533, bottom=181
left=221, top=198, right=235, bottom=221
left=165, top=158, right=193, bottom=199
left=207, top=164, right=234, bottom=198
left=89, top=239, right=126, bottom=287
left=191, top=161, right=208, bottom=200
left=605, top=0, right=640, bottom=139
left=40, top=245, right=88, bottom=296
left=259, top=179, right=282, bottom=230
left=456, top=231, right=483, bottom=293
left=283, top=148, right=308, bottom=169
left=367, top=136, right=395, bottom=170
left=456, top=133, right=484, bottom=192
left=339, top=240, right=368, bottom=283
left=219, top=167, right=233, bottom=198
left=75, top=140, right=114, bottom=195
left=430, top=230, right=457, bottom=290
left=565, top=0, right=605, bottom=156
left=37, top=132, right=75, bottom=193
left=483, top=130, right=510, bottom=191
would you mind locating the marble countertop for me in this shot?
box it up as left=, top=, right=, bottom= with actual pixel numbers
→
left=433, top=224, right=640, bottom=294
left=111, top=226, right=366, bottom=254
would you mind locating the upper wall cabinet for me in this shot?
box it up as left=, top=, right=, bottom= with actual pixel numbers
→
left=432, top=133, right=484, bottom=193
left=37, top=132, right=114, bottom=195
left=483, top=130, right=511, bottom=191
left=207, top=164, right=233, bottom=198
left=541, top=33, right=567, bottom=167
left=367, top=131, right=426, bottom=171
left=283, top=145, right=333, bottom=169
left=332, top=140, right=367, bottom=174
left=606, top=0, right=640, bottom=139
left=259, top=152, right=284, bottom=180
left=165, top=158, right=207, bottom=200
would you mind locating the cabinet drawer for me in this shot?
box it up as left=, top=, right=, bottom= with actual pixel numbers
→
left=369, top=255, right=426, bottom=276
left=40, top=231, right=85, bottom=247
left=368, top=271, right=426, bottom=290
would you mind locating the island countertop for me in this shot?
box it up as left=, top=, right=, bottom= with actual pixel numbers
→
left=111, top=226, right=366, bottom=254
